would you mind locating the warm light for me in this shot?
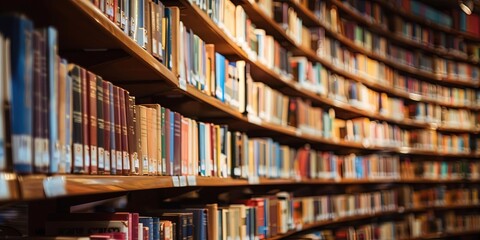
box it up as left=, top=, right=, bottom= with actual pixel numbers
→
left=460, top=0, right=474, bottom=15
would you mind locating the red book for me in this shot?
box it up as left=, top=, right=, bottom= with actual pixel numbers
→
left=102, top=80, right=111, bottom=174
left=81, top=68, right=90, bottom=174
left=87, top=71, right=98, bottom=174
left=173, top=112, right=181, bottom=176
left=181, top=117, right=189, bottom=175
left=119, top=89, right=130, bottom=175
left=114, top=86, right=123, bottom=175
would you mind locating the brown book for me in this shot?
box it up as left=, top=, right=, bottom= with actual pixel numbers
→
left=102, top=80, right=111, bottom=174
left=170, top=7, right=180, bottom=77
left=81, top=68, right=90, bottom=174
left=87, top=71, right=98, bottom=175
left=96, top=76, right=105, bottom=174
left=144, top=0, right=152, bottom=54
left=114, top=86, right=123, bottom=175
left=135, top=105, right=148, bottom=175
left=119, top=88, right=130, bottom=175
left=150, top=0, right=159, bottom=59
left=142, top=104, right=162, bottom=175
left=145, top=107, right=157, bottom=175
left=205, top=44, right=215, bottom=96
left=128, top=95, right=138, bottom=174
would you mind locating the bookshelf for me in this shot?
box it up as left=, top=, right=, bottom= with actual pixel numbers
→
left=0, top=0, right=479, bottom=239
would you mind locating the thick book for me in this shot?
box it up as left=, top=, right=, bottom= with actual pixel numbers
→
left=145, top=107, right=157, bottom=175
left=87, top=71, right=98, bottom=174
left=180, top=116, right=189, bottom=176
left=102, top=80, right=111, bottom=174
left=119, top=89, right=130, bottom=175
left=114, top=86, right=123, bottom=174
left=45, top=27, right=60, bottom=174
left=96, top=76, right=105, bottom=174
left=69, top=64, right=83, bottom=173
left=32, top=30, right=48, bottom=173
left=108, top=82, right=116, bottom=174
left=0, top=14, right=34, bottom=173
left=135, top=105, right=148, bottom=175
left=81, top=68, right=90, bottom=173
left=128, top=95, right=138, bottom=174
left=143, top=104, right=162, bottom=175
left=173, top=112, right=181, bottom=176
left=57, top=58, right=71, bottom=173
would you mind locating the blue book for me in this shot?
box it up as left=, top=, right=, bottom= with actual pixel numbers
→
left=169, top=111, right=175, bottom=175
left=139, top=217, right=153, bottom=240
left=199, top=122, right=206, bottom=176
left=0, top=15, right=34, bottom=173
left=215, top=53, right=225, bottom=102
left=355, top=156, right=363, bottom=179
left=152, top=217, right=160, bottom=240
left=45, top=27, right=59, bottom=173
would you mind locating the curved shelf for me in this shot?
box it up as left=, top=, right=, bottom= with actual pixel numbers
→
left=328, top=0, right=480, bottom=67
left=373, top=0, right=480, bottom=43
left=267, top=210, right=400, bottom=240
left=240, top=0, right=480, bottom=90
left=403, top=230, right=480, bottom=240
left=10, top=174, right=480, bottom=202
left=0, top=0, right=179, bottom=87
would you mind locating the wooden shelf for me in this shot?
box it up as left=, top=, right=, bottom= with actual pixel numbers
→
left=373, top=0, right=480, bottom=43
left=4, top=175, right=480, bottom=202
left=267, top=209, right=400, bottom=240
left=328, top=0, right=480, bottom=67
left=0, top=0, right=178, bottom=87
left=403, top=230, right=480, bottom=240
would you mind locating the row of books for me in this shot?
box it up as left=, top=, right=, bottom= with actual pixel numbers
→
left=42, top=190, right=398, bottom=240
left=392, top=73, right=479, bottom=108
left=406, top=102, right=478, bottom=129
left=407, top=211, right=480, bottom=237
left=88, top=0, right=176, bottom=70
left=274, top=2, right=307, bottom=46
left=400, top=160, right=480, bottom=180
left=290, top=211, right=480, bottom=240
left=399, top=186, right=479, bottom=209
left=318, top=20, right=480, bottom=84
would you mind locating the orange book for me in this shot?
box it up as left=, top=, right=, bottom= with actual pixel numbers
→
left=181, top=116, right=189, bottom=176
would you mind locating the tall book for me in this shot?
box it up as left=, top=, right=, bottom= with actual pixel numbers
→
left=45, top=27, right=60, bottom=174
left=69, top=64, right=83, bottom=173
left=0, top=35, right=8, bottom=171
left=142, top=104, right=161, bottom=175
left=114, top=86, right=123, bottom=175
left=96, top=76, right=105, bottom=174
left=57, top=58, right=71, bottom=173
left=81, top=68, right=90, bottom=173
left=0, top=15, right=34, bottom=173
left=109, top=82, right=116, bottom=174
left=135, top=105, right=148, bottom=175
left=145, top=107, right=157, bottom=175
left=128, top=95, right=138, bottom=174
left=103, top=80, right=111, bottom=174
left=88, top=71, right=98, bottom=174
left=119, top=89, right=130, bottom=175
left=173, top=112, right=181, bottom=176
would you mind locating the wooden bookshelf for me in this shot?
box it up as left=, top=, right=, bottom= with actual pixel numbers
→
left=0, top=0, right=478, bottom=239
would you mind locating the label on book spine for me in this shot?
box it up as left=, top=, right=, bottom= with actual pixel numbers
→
left=171, top=176, right=180, bottom=187
left=178, top=176, right=187, bottom=187
left=123, top=151, right=130, bottom=173
left=0, top=174, right=10, bottom=200
left=104, top=150, right=110, bottom=172
left=116, top=151, right=123, bottom=173
left=98, top=147, right=105, bottom=170
left=43, top=176, right=66, bottom=197
left=73, top=143, right=83, bottom=170
left=13, top=135, right=32, bottom=168
left=187, top=176, right=197, bottom=186
left=84, top=146, right=90, bottom=170
left=91, top=146, right=97, bottom=172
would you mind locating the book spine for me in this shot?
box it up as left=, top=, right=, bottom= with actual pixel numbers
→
left=32, top=30, right=46, bottom=173
left=161, top=107, right=166, bottom=175
left=0, top=16, right=34, bottom=173
left=120, top=89, right=130, bottom=175
left=81, top=68, right=90, bottom=174
left=69, top=65, right=83, bottom=173
left=40, top=30, right=50, bottom=173
left=128, top=95, right=138, bottom=174
left=103, top=81, right=111, bottom=174
left=57, top=58, right=70, bottom=173
left=137, top=105, right=148, bottom=175
left=109, top=82, right=116, bottom=175
left=114, top=86, right=123, bottom=175
left=97, top=76, right=105, bottom=174
left=174, top=112, right=181, bottom=176
left=47, top=27, right=59, bottom=174
left=88, top=72, right=98, bottom=174
left=169, top=110, right=174, bottom=176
